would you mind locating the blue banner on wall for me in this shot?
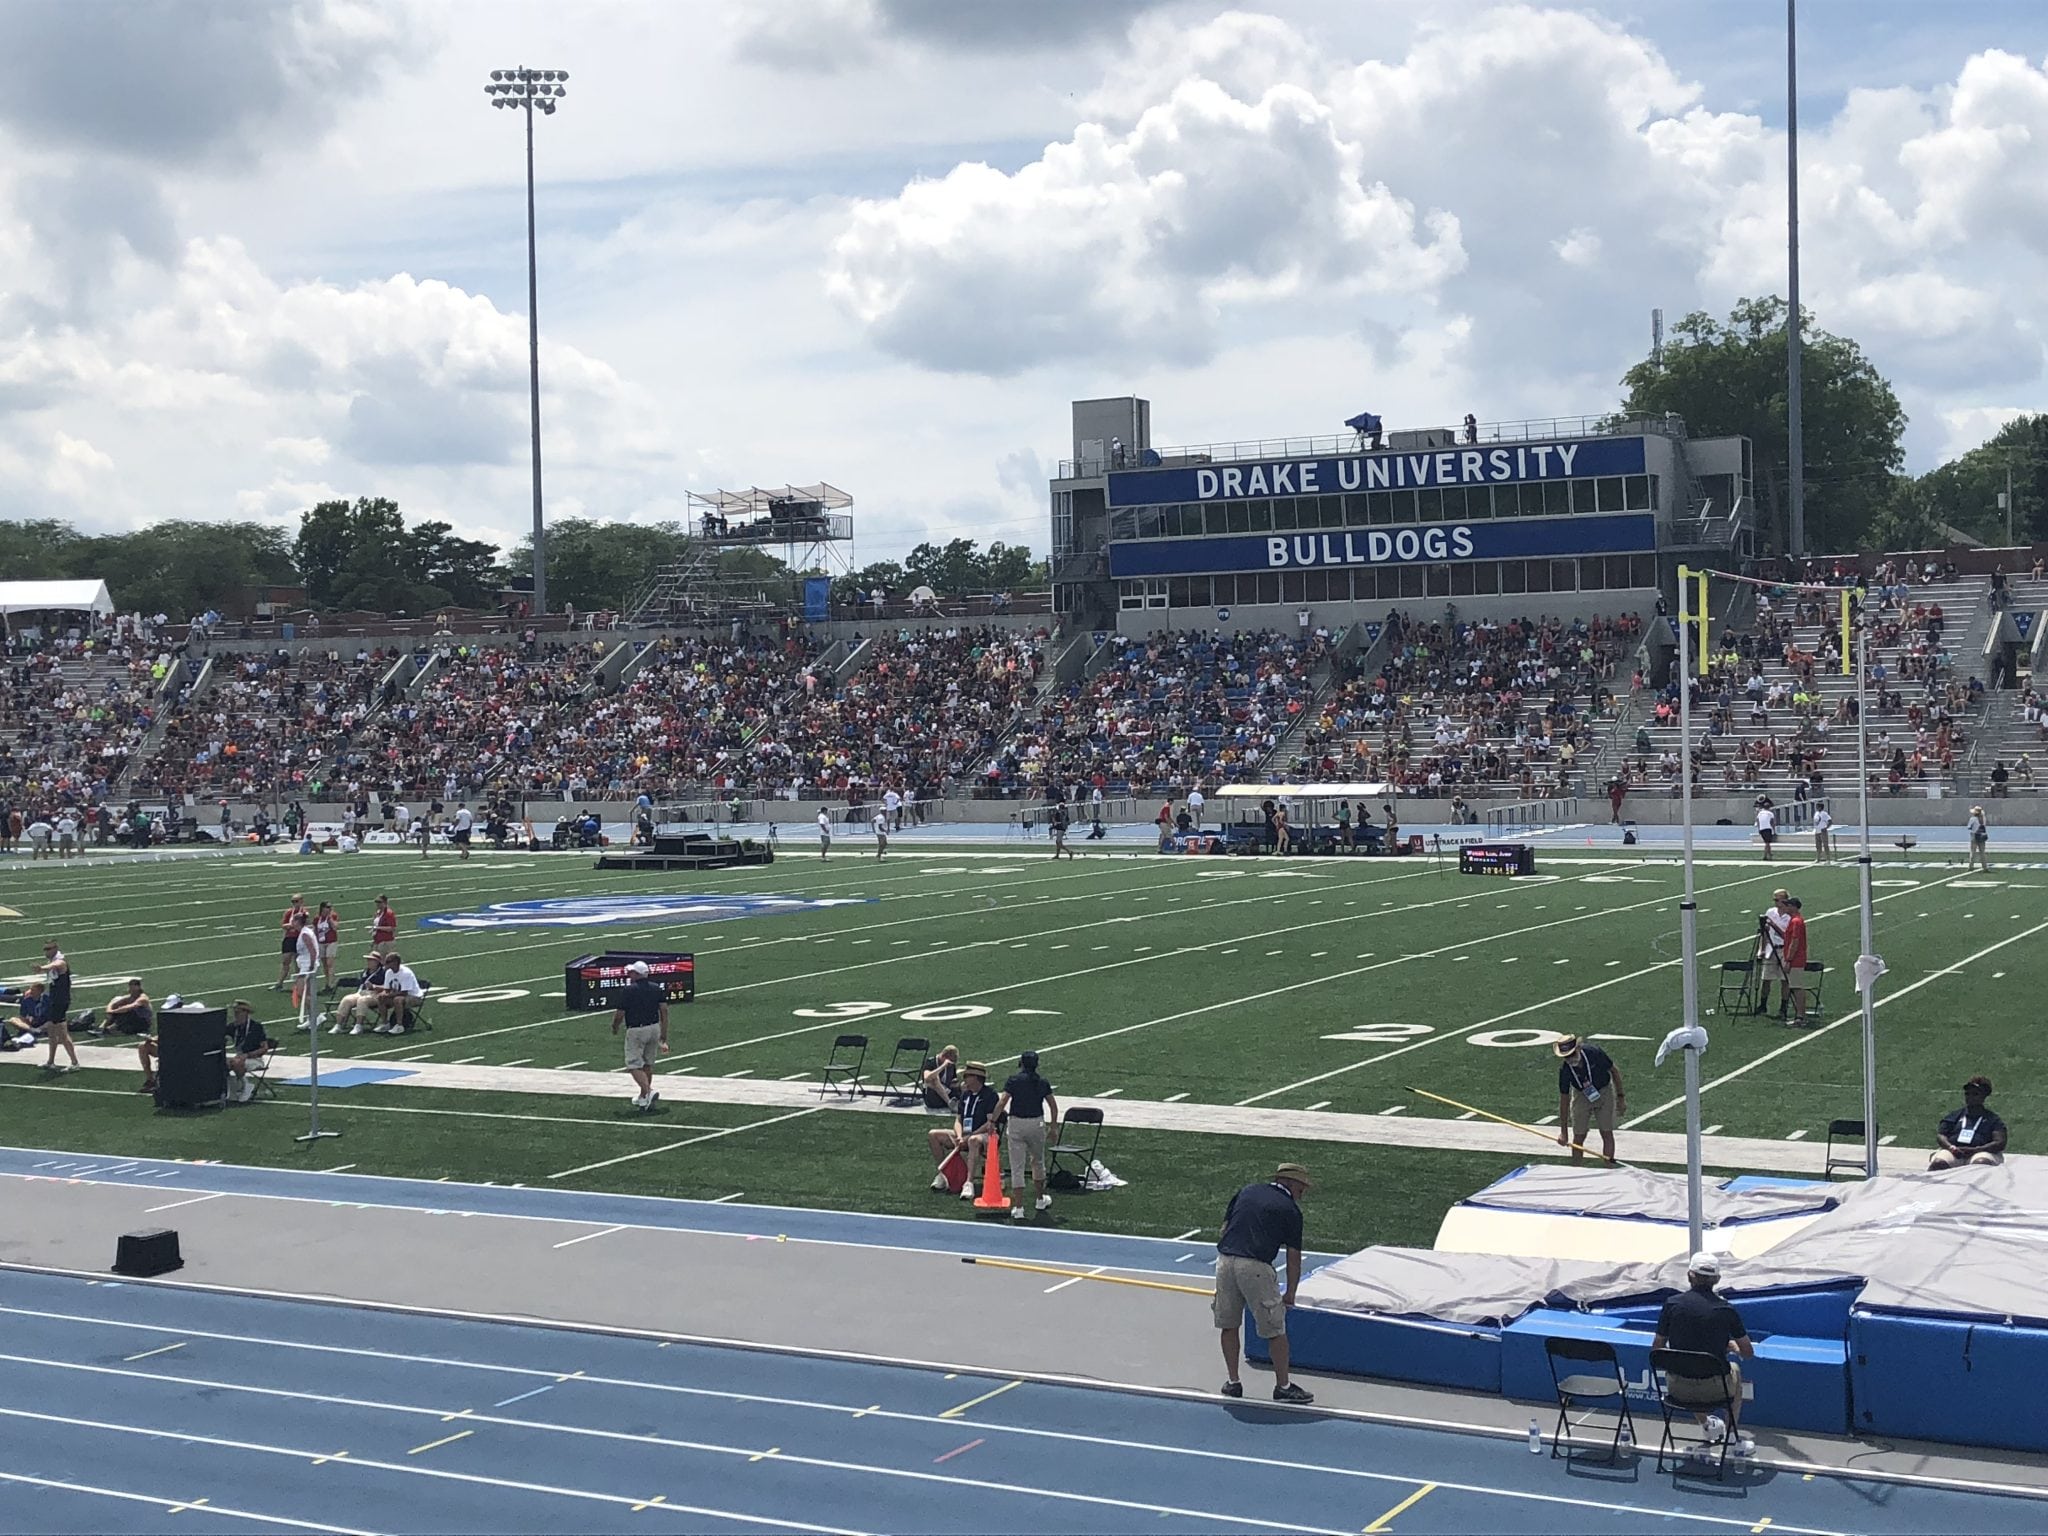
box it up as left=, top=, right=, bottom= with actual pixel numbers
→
left=1107, top=514, right=1656, bottom=579
left=803, top=575, right=831, bottom=621
left=1106, top=437, right=1647, bottom=508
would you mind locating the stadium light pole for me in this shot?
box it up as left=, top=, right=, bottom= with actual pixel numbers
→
left=1675, top=565, right=1706, bottom=1255
left=1786, top=0, right=1807, bottom=560
left=484, top=66, right=568, bottom=617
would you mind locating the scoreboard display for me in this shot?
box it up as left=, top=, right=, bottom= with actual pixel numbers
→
left=565, top=950, right=696, bottom=1009
left=1458, top=843, right=1535, bottom=877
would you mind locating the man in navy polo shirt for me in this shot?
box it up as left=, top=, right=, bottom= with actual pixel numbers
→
left=1554, top=1034, right=1624, bottom=1165
left=1214, top=1163, right=1314, bottom=1405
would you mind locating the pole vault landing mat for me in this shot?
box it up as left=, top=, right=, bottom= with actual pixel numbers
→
left=1252, top=1160, right=2048, bottom=1453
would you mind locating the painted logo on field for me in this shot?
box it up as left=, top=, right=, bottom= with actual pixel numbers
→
left=419, top=894, right=873, bottom=930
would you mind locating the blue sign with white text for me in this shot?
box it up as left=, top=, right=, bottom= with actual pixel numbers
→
left=1107, top=514, right=1656, bottom=578
left=1106, top=437, right=1646, bottom=508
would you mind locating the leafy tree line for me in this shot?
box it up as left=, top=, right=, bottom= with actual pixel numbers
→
left=0, top=500, right=1049, bottom=618
left=1621, top=295, right=2044, bottom=554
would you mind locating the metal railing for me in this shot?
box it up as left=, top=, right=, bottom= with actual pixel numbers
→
left=1058, top=412, right=1690, bottom=479
left=1482, top=797, right=1584, bottom=835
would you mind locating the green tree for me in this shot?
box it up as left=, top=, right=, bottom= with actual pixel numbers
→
left=980, top=540, right=1044, bottom=590
left=505, top=519, right=693, bottom=613
left=1620, top=296, right=1906, bottom=553
left=836, top=559, right=906, bottom=605
left=0, top=518, right=89, bottom=580
left=405, top=521, right=503, bottom=608
left=1911, top=414, right=2048, bottom=546
left=79, top=521, right=298, bottom=617
left=1862, top=478, right=1944, bottom=554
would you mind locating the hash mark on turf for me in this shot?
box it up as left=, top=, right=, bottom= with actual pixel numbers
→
left=1381, top=1105, right=1406, bottom=1116
left=1165, top=1092, right=1189, bottom=1102
left=1703, top=1125, right=1723, bottom=1136
left=1456, top=1111, right=1477, bottom=1120
left=723, top=1069, right=754, bottom=1078
left=1879, top=1134, right=1897, bottom=1145
left=1096, top=1088, right=1123, bottom=1097
left=1305, top=1100, right=1331, bottom=1111
left=1785, top=1129, right=1808, bottom=1140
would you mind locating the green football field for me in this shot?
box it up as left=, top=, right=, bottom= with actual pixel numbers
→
left=2, top=841, right=2039, bottom=1251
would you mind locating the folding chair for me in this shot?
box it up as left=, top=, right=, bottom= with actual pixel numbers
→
left=1796, top=962, right=1826, bottom=1025
left=878, top=1037, right=930, bottom=1105
left=1545, top=1336, right=1637, bottom=1463
left=1713, top=960, right=1754, bottom=1013
left=1047, top=1107, right=1104, bottom=1190
left=1649, top=1348, right=1736, bottom=1477
left=242, top=1044, right=280, bottom=1102
left=1823, top=1118, right=1868, bottom=1179
left=818, top=1033, right=867, bottom=1097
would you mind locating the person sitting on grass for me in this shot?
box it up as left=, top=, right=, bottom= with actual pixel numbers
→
left=102, top=978, right=154, bottom=1037
left=226, top=1000, right=274, bottom=1104
left=921, top=1044, right=960, bottom=1110
left=372, top=952, right=424, bottom=1034
left=1927, top=1076, right=2006, bottom=1170
left=1, top=981, right=49, bottom=1052
left=928, top=1062, right=998, bottom=1197
left=333, top=952, right=388, bottom=1035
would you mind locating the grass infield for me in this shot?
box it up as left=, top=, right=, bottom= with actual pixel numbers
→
left=2, top=840, right=2038, bottom=1249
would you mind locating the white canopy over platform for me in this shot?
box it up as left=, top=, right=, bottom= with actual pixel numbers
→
left=0, top=579, right=114, bottom=616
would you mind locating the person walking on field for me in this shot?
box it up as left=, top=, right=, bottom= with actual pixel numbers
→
left=817, top=807, right=832, bottom=860
left=1812, top=805, right=1833, bottom=863
left=871, top=808, right=889, bottom=860
left=995, top=1050, right=1059, bottom=1221
left=1966, top=805, right=1990, bottom=871
left=611, top=960, right=670, bottom=1112
left=1214, top=1164, right=1315, bottom=1405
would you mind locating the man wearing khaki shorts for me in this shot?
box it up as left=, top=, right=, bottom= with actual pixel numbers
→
left=996, top=1050, right=1059, bottom=1222
left=1214, top=1163, right=1314, bottom=1405
left=610, top=961, right=669, bottom=1112
left=1554, top=1035, right=1624, bottom=1165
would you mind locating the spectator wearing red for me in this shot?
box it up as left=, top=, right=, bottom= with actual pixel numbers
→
left=1781, top=896, right=1810, bottom=1027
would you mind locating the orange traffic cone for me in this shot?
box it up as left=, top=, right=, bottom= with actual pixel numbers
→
left=972, top=1132, right=1010, bottom=1213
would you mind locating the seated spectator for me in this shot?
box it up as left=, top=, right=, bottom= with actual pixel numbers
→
left=1928, top=1076, right=2006, bottom=1170
left=927, top=1061, right=997, bottom=1195
left=102, top=978, right=154, bottom=1037
left=225, top=1000, right=274, bottom=1104
left=372, top=952, right=425, bottom=1034
left=333, top=952, right=389, bottom=1035
left=1, top=980, right=49, bottom=1050
left=920, top=1044, right=960, bottom=1110
left=1652, top=1252, right=1754, bottom=1446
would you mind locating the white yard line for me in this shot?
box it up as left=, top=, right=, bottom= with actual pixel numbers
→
left=548, top=1106, right=824, bottom=1180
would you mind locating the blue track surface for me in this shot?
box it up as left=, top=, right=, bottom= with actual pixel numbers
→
left=1, top=1268, right=2039, bottom=1536
left=0, top=1145, right=1309, bottom=1274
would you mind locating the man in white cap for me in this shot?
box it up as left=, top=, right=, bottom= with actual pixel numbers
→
left=610, top=960, right=670, bottom=1111
left=1651, top=1252, right=1754, bottom=1448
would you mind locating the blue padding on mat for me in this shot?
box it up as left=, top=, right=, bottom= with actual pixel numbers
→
left=1247, top=1308, right=1501, bottom=1393
left=278, top=1067, right=416, bottom=1088
left=1501, top=1309, right=1848, bottom=1434
left=1850, top=1310, right=2048, bottom=1453
left=1721, top=1175, right=1832, bottom=1193
left=1592, top=1284, right=1860, bottom=1340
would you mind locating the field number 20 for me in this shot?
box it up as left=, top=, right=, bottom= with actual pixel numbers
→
left=1322, top=1023, right=1567, bottom=1050
left=793, top=1001, right=994, bottom=1023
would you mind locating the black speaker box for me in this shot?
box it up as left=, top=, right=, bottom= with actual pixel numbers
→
left=113, top=1228, right=184, bottom=1277
left=156, top=1005, right=228, bottom=1109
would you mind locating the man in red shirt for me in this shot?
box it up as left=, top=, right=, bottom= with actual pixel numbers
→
left=371, top=894, right=398, bottom=952
left=1781, top=896, right=1811, bottom=1027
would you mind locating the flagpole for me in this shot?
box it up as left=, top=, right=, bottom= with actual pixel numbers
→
left=1854, top=602, right=1879, bottom=1174
left=1676, top=566, right=1705, bottom=1254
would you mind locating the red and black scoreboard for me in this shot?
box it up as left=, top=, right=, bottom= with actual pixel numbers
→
left=565, top=951, right=696, bottom=1009
left=1458, top=843, right=1536, bottom=877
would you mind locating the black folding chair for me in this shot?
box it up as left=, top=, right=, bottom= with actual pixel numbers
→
left=1796, top=962, right=1826, bottom=1025
left=242, top=1044, right=280, bottom=1102
left=818, top=1033, right=867, bottom=1097
left=1544, top=1336, right=1637, bottom=1463
left=1046, top=1107, right=1104, bottom=1189
left=878, top=1037, right=930, bottom=1105
left=1714, top=960, right=1754, bottom=1013
left=1649, top=1348, right=1736, bottom=1477
left=1824, top=1117, right=1868, bottom=1179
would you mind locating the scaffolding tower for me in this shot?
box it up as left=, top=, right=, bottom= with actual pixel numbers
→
left=624, top=483, right=855, bottom=625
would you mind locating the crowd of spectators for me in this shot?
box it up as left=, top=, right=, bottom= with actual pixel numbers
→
left=1290, top=612, right=1631, bottom=796
left=1, top=646, right=173, bottom=810
left=985, top=629, right=1321, bottom=798
left=133, top=648, right=397, bottom=800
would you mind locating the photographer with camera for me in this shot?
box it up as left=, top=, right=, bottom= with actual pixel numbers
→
left=1753, top=889, right=1793, bottom=1018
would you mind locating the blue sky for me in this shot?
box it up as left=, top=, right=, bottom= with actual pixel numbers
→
left=1, top=0, right=2043, bottom=566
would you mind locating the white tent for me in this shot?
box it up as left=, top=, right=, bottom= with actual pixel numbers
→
left=0, top=580, right=114, bottom=616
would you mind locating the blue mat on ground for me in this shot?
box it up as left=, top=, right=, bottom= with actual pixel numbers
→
left=278, top=1066, right=416, bottom=1088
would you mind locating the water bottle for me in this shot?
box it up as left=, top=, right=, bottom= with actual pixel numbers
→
left=1618, top=1422, right=1635, bottom=1457
left=1736, top=1433, right=1756, bottom=1460
left=1528, top=1417, right=1542, bottom=1453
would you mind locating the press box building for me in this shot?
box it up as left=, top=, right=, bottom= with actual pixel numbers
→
left=1049, top=397, right=1754, bottom=629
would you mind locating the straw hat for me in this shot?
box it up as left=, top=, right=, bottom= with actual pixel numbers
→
left=1552, top=1034, right=1583, bottom=1058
